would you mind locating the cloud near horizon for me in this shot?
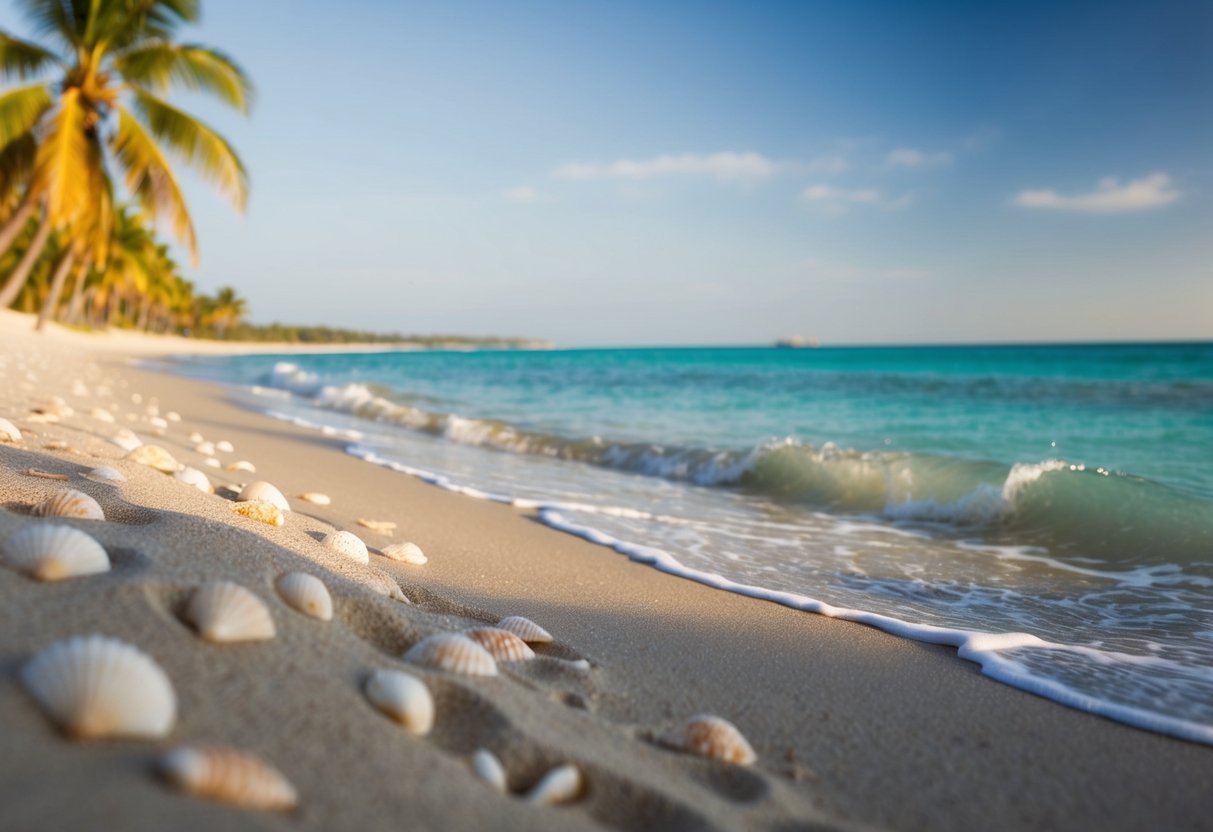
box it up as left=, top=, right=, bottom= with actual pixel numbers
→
left=552, top=151, right=778, bottom=183
left=885, top=147, right=952, bottom=169
left=1014, top=173, right=1181, bottom=213
left=801, top=183, right=910, bottom=213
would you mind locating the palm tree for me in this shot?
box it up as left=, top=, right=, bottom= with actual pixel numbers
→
left=0, top=0, right=251, bottom=313
left=203, top=284, right=246, bottom=338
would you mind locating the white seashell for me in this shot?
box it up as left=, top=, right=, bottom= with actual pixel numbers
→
left=20, top=635, right=176, bottom=739
left=31, top=489, right=105, bottom=521
left=126, top=444, right=180, bottom=473
left=149, top=416, right=168, bottom=430
left=297, top=492, right=331, bottom=506
left=174, top=467, right=213, bottom=494
left=680, top=715, right=757, bottom=765
left=465, top=627, right=535, bottom=662
left=89, top=407, right=115, bottom=424
left=72, top=380, right=90, bottom=397
left=275, top=573, right=332, bottom=621
left=525, top=764, right=583, bottom=805
left=188, top=431, right=205, bottom=444
left=216, top=440, right=235, bottom=453
left=166, top=411, right=181, bottom=422
left=497, top=616, right=554, bottom=644
left=159, top=744, right=298, bottom=811
left=131, top=393, right=143, bottom=405
left=470, top=749, right=508, bottom=793
left=364, top=670, right=434, bottom=734
left=403, top=633, right=497, bottom=676
left=194, top=441, right=216, bottom=456
left=381, top=541, right=427, bottom=564
left=204, top=457, right=221, bottom=469
left=186, top=581, right=276, bottom=643
left=237, top=481, right=289, bottom=512
left=357, top=517, right=396, bottom=534
left=226, top=460, right=256, bottom=473
left=110, top=429, right=142, bottom=452
left=322, top=531, right=368, bottom=564
left=232, top=500, right=285, bottom=528
left=2, top=524, right=110, bottom=581
left=0, top=416, right=22, bottom=442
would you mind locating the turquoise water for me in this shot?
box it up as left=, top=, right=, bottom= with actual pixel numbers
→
left=176, top=342, right=1213, bottom=743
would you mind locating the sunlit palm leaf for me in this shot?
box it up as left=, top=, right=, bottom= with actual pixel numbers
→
left=114, top=43, right=253, bottom=112
left=0, top=31, right=64, bottom=78
left=0, top=132, right=37, bottom=195
left=0, top=83, right=53, bottom=149
left=34, top=86, right=91, bottom=225
left=111, top=104, right=197, bottom=258
left=92, top=0, right=199, bottom=50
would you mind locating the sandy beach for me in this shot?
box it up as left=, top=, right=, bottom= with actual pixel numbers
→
left=0, top=312, right=1208, bottom=832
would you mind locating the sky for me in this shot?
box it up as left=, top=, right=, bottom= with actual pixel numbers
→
left=3, top=0, right=1211, bottom=345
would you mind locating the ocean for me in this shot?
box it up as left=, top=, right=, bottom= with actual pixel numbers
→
left=173, top=342, right=1213, bottom=744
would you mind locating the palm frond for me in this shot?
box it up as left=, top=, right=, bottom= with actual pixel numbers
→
left=0, top=31, right=65, bottom=78
left=0, top=132, right=38, bottom=196
left=14, top=0, right=84, bottom=50
left=114, top=42, right=252, bottom=112
left=130, top=89, right=247, bottom=212
left=110, top=104, right=197, bottom=259
left=0, top=83, right=53, bottom=150
left=34, top=86, right=92, bottom=226
left=92, top=0, right=198, bottom=49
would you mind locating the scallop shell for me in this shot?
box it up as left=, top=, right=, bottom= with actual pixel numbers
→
left=31, top=489, right=105, bottom=521
left=465, top=627, right=535, bottom=662
left=159, top=744, right=298, bottom=811
left=126, top=444, right=180, bottom=473
left=525, top=764, right=583, bottom=805
left=680, top=715, right=757, bottom=766
left=297, top=492, right=331, bottom=506
left=364, top=669, right=434, bottom=734
left=232, top=500, right=285, bottom=528
left=227, top=460, right=256, bottom=473
left=322, top=530, right=368, bottom=564
left=186, top=581, right=276, bottom=643
left=216, top=440, right=235, bottom=453
left=2, top=524, right=110, bottom=581
left=174, top=467, right=213, bottom=494
left=381, top=541, right=427, bottom=564
left=275, top=572, right=332, bottom=621
left=497, top=615, right=554, bottom=644
left=110, top=428, right=142, bottom=452
left=403, top=633, right=498, bottom=676
left=85, top=466, right=125, bottom=483
left=237, top=481, right=289, bottom=512
left=470, top=749, right=508, bottom=794
left=0, top=417, right=22, bottom=442
left=20, top=635, right=176, bottom=739
left=90, top=407, right=115, bottom=424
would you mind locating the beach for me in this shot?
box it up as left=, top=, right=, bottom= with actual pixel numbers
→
left=0, top=312, right=1208, bottom=832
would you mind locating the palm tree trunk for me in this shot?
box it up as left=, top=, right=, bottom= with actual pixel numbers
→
left=0, top=209, right=52, bottom=309
left=35, top=249, right=76, bottom=332
left=0, top=191, right=37, bottom=260
left=65, top=264, right=90, bottom=325
left=136, top=295, right=151, bottom=331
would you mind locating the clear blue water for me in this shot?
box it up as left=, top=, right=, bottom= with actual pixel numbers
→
left=174, top=343, right=1213, bottom=744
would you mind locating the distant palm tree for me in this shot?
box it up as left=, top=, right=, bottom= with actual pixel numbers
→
left=0, top=0, right=252, bottom=312
left=204, top=285, right=246, bottom=338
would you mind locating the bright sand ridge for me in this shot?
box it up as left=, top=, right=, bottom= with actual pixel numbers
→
left=0, top=311, right=1208, bottom=831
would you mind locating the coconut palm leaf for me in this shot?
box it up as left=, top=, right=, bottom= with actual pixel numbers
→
left=0, top=132, right=37, bottom=196
left=110, top=104, right=197, bottom=258
left=114, top=42, right=252, bottom=112
left=0, top=83, right=54, bottom=150
left=34, top=87, right=91, bottom=225
left=0, top=31, right=64, bottom=78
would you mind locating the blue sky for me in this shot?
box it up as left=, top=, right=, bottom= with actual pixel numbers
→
left=4, top=0, right=1211, bottom=344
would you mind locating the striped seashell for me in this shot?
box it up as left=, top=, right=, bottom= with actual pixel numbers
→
left=186, top=581, right=276, bottom=643
left=237, top=481, right=289, bottom=512
left=232, top=500, right=285, bottom=528
left=470, top=749, right=508, bottom=793
left=0, top=417, right=22, bottom=442
left=174, top=467, right=213, bottom=494
left=465, top=627, right=535, bottom=662
left=381, top=541, right=427, bottom=564
left=297, top=492, right=331, bottom=505
left=2, top=524, right=109, bottom=581
left=216, top=440, right=235, bottom=453
left=403, top=633, right=498, bottom=677
left=322, top=531, right=368, bottom=564
left=85, top=466, right=125, bottom=483
left=275, top=573, right=332, bottom=621
left=364, top=669, right=434, bottom=734
left=226, top=460, right=256, bottom=473
left=31, top=489, right=105, bottom=521
left=125, top=444, right=180, bottom=473
left=110, top=428, right=142, bottom=452
left=525, top=764, right=583, bottom=805
left=497, top=615, right=553, bottom=644
left=680, top=715, right=757, bottom=766
left=159, top=744, right=298, bottom=811
left=89, top=407, right=115, bottom=424
left=20, top=635, right=176, bottom=740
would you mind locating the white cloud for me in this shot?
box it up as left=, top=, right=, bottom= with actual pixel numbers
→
left=885, top=147, right=952, bottom=169
left=552, top=151, right=778, bottom=183
left=502, top=185, right=540, bottom=204
left=1014, top=173, right=1180, bottom=213
left=801, top=184, right=910, bottom=213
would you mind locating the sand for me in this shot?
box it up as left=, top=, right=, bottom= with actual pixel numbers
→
left=0, top=311, right=1208, bottom=832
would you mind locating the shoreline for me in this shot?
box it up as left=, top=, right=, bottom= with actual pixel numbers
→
left=0, top=315, right=1208, bottom=831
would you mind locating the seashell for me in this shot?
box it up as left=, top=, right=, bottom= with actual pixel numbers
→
left=237, top=481, right=289, bottom=512
left=525, top=764, right=583, bottom=805
left=20, top=635, right=176, bottom=739
left=110, top=428, right=142, bottom=452
left=321, top=530, right=368, bottom=564
left=2, top=524, right=109, bottom=581
left=24, top=468, right=69, bottom=480
left=297, top=492, right=331, bottom=506
left=275, top=572, right=332, bottom=621
left=126, top=444, right=179, bottom=473
left=194, top=441, right=215, bottom=456
left=364, top=669, right=434, bottom=734
left=85, top=466, right=125, bottom=482
left=204, top=457, right=221, bottom=469
left=90, top=407, right=115, bottom=423
left=226, top=460, right=256, bottom=473
left=31, top=489, right=105, bottom=521
left=174, top=467, right=213, bottom=494
left=26, top=412, right=57, bottom=424
left=232, top=500, right=285, bottom=528
left=465, top=627, right=535, bottom=662
left=403, top=633, right=497, bottom=676
left=159, top=744, right=298, bottom=811
left=497, top=615, right=554, bottom=644
left=166, top=411, right=181, bottom=422
left=680, top=715, right=757, bottom=766
left=0, top=416, right=22, bottom=442
left=42, top=440, right=68, bottom=450
left=470, top=749, right=508, bottom=793
left=381, top=541, right=427, bottom=564
left=149, top=416, right=168, bottom=430
left=216, top=440, right=235, bottom=453
left=186, top=581, right=276, bottom=643
left=357, top=517, right=396, bottom=535
left=72, top=379, right=90, bottom=397
left=188, top=431, right=205, bottom=444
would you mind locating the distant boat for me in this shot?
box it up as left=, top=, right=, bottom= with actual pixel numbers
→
left=775, top=335, right=819, bottom=349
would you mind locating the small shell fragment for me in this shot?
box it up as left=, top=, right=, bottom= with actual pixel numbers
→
left=126, top=444, right=180, bottom=473
left=403, top=633, right=497, bottom=677
left=31, top=489, right=105, bottom=521
left=232, top=500, right=285, bottom=528
left=2, top=524, right=110, bottom=581
left=166, top=411, right=181, bottom=422
left=275, top=573, right=332, bottom=621
left=497, top=616, right=554, bottom=644
left=357, top=518, right=396, bottom=535
left=525, top=764, right=583, bottom=805
left=204, top=457, right=221, bottom=469
left=226, top=460, right=256, bottom=473
left=174, top=467, right=213, bottom=494
left=110, top=429, right=142, bottom=452
left=364, top=670, right=434, bottom=735
left=216, top=440, right=235, bottom=453
left=24, top=468, right=69, bottom=481
left=465, top=627, right=535, bottom=662
left=381, top=541, right=427, bottom=565
left=194, top=441, right=216, bottom=456
left=237, top=481, right=289, bottom=512
left=159, top=744, right=298, bottom=811
left=85, top=466, right=125, bottom=483
left=188, top=431, right=205, bottom=444
left=321, top=531, right=368, bottom=564
left=470, top=749, right=508, bottom=794
left=297, top=492, right=331, bottom=506
left=90, top=407, right=115, bottom=424
left=186, top=581, right=276, bottom=643
left=680, top=715, right=757, bottom=766
left=0, top=417, right=22, bottom=442
left=20, top=635, right=176, bottom=739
